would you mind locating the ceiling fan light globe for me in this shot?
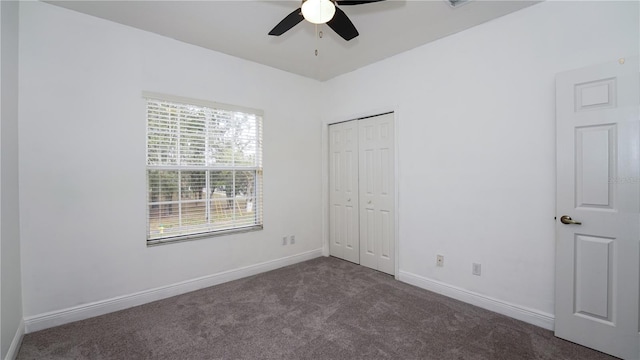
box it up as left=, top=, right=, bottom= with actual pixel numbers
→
left=301, top=0, right=336, bottom=24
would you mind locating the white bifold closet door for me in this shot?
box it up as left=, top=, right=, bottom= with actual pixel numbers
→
left=358, top=114, right=395, bottom=275
left=329, top=113, right=395, bottom=275
left=329, top=120, right=360, bottom=264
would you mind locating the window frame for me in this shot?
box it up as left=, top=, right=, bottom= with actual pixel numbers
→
left=144, top=92, right=263, bottom=246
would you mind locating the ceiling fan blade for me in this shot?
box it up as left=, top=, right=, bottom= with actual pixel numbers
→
left=326, top=7, right=359, bottom=41
left=336, top=0, right=385, bottom=5
left=268, top=8, right=304, bottom=36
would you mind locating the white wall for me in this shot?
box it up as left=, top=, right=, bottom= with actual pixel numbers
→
left=1, top=0, right=23, bottom=358
left=19, top=1, right=322, bottom=320
left=321, top=1, right=638, bottom=319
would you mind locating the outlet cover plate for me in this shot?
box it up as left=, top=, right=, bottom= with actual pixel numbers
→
left=472, top=263, right=481, bottom=276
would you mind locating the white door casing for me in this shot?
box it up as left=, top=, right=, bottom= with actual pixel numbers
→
left=329, top=121, right=360, bottom=264
left=555, top=58, right=639, bottom=360
left=359, top=113, right=395, bottom=275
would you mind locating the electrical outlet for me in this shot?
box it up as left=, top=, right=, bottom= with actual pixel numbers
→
left=290, top=235, right=296, bottom=245
left=472, top=263, right=482, bottom=276
left=436, top=255, right=444, bottom=267
left=282, top=236, right=287, bottom=246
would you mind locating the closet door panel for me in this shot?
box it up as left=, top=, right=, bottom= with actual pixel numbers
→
left=359, top=113, right=395, bottom=275
left=329, top=121, right=360, bottom=263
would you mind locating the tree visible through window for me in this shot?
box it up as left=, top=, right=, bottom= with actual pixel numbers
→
left=145, top=95, right=263, bottom=244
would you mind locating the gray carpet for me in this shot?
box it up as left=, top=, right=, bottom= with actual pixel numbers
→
left=17, top=256, right=616, bottom=360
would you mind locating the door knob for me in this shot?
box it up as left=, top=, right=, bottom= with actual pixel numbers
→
left=368, top=200, right=372, bottom=204
left=560, top=215, right=582, bottom=225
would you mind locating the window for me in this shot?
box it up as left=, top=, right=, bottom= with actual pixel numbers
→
left=145, top=93, right=263, bottom=245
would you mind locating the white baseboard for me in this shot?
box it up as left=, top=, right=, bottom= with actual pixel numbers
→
left=4, top=320, right=24, bottom=360
left=399, top=270, right=555, bottom=330
left=24, top=249, right=323, bottom=333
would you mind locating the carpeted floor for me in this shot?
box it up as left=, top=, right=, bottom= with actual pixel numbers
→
left=17, top=256, right=616, bottom=360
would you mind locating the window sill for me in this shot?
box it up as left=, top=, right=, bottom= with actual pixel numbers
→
left=146, top=225, right=263, bottom=247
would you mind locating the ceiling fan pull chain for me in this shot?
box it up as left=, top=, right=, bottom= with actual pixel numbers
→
left=315, top=24, right=319, bottom=56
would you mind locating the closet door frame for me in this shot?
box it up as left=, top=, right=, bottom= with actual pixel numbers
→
left=322, top=108, right=400, bottom=279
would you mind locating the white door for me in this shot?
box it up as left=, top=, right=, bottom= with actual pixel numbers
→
left=555, top=58, right=639, bottom=360
left=359, top=113, right=395, bottom=275
left=329, top=121, right=360, bottom=264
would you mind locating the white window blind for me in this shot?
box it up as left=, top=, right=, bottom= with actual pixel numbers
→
left=145, top=94, right=263, bottom=245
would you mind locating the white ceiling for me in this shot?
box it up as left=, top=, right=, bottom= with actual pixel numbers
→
left=46, top=0, right=539, bottom=81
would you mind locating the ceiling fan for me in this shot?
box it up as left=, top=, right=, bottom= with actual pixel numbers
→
left=268, top=0, right=385, bottom=41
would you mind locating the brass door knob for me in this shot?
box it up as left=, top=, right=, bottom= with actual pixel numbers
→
left=560, top=215, right=582, bottom=225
